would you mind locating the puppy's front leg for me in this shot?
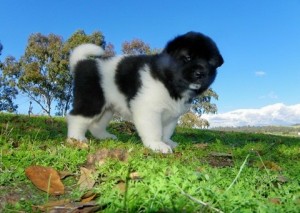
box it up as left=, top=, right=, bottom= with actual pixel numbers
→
left=162, top=118, right=179, bottom=149
left=132, top=109, right=173, bottom=153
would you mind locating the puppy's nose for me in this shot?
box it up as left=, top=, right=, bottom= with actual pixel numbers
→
left=195, top=70, right=206, bottom=79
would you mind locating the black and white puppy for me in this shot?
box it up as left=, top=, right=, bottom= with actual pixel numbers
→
left=67, top=32, right=223, bottom=153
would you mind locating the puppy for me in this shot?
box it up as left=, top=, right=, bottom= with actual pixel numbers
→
left=67, top=32, right=223, bottom=153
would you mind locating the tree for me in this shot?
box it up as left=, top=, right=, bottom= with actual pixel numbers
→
left=0, top=42, right=3, bottom=55
left=0, top=44, right=18, bottom=113
left=179, top=88, right=218, bottom=128
left=1, top=30, right=106, bottom=116
left=104, top=42, right=116, bottom=57
left=122, top=39, right=152, bottom=55
left=0, top=74, right=18, bottom=113
left=179, top=112, right=210, bottom=129
left=191, top=88, right=218, bottom=115
left=1, top=33, right=66, bottom=116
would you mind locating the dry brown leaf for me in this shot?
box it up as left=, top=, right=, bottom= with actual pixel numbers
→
left=116, top=181, right=126, bottom=193
left=260, top=161, right=282, bottom=171
left=58, top=170, right=74, bottom=179
left=210, top=152, right=233, bottom=158
left=80, top=191, right=98, bottom=203
left=33, top=199, right=70, bottom=212
left=129, top=171, right=142, bottom=180
left=276, top=175, right=289, bottom=183
left=77, top=167, right=96, bottom=191
left=34, top=201, right=102, bottom=213
left=268, top=198, right=281, bottom=205
left=85, top=149, right=129, bottom=169
left=206, top=152, right=233, bottom=168
left=193, top=143, right=209, bottom=149
left=25, top=165, right=64, bottom=195
left=66, top=138, right=89, bottom=149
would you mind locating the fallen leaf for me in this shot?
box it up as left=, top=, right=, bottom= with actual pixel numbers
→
left=260, top=161, right=282, bottom=171
left=58, top=170, right=74, bottom=179
left=268, top=198, right=281, bottom=205
left=207, top=152, right=234, bottom=168
left=33, top=199, right=70, bottom=212
left=80, top=191, right=98, bottom=203
left=116, top=180, right=126, bottom=193
left=25, top=165, right=64, bottom=195
left=77, top=167, right=96, bottom=191
left=85, top=149, right=129, bottom=169
left=210, top=152, right=233, bottom=158
left=129, top=171, right=142, bottom=180
left=276, top=175, right=289, bottom=183
left=34, top=201, right=103, bottom=213
left=193, top=143, right=209, bottom=149
left=66, top=138, right=89, bottom=149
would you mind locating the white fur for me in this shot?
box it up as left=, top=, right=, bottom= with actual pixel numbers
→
left=129, top=65, right=190, bottom=153
left=68, top=44, right=192, bottom=153
left=67, top=114, right=92, bottom=141
left=69, top=44, right=105, bottom=71
left=189, top=83, right=201, bottom=90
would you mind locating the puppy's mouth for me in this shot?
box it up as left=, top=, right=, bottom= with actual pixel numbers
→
left=189, top=83, right=201, bottom=90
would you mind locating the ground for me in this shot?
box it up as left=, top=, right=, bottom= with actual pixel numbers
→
left=0, top=113, right=300, bottom=212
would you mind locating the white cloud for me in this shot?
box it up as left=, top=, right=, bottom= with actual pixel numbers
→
left=259, top=91, right=278, bottom=100
left=255, top=71, right=266, bottom=77
left=202, top=103, right=300, bottom=127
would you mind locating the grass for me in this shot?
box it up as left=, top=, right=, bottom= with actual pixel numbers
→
left=0, top=113, right=300, bottom=212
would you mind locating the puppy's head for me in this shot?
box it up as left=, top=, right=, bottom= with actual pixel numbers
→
left=163, top=31, right=223, bottom=93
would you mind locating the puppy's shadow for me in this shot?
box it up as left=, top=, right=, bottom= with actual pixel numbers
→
left=108, top=122, right=140, bottom=143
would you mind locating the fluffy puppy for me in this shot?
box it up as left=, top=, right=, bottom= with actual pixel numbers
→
left=67, top=31, right=223, bottom=153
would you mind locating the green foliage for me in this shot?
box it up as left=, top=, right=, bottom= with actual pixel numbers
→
left=0, top=54, right=19, bottom=113
left=179, top=112, right=209, bottom=129
left=1, top=114, right=299, bottom=212
left=0, top=73, right=18, bottom=113
left=191, top=88, right=218, bottom=115
left=122, top=39, right=152, bottom=55
left=1, top=30, right=105, bottom=116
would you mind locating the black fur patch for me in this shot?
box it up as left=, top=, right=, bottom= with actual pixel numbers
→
left=149, top=55, right=187, bottom=100
left=115, top=56, right=150, bottom=102
left=70, top=59, right=105, bottom=117
left=115, top=54, right=186, bottom=102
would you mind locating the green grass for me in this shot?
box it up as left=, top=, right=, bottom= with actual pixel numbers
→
left=0, top=113, right=300, bottom=212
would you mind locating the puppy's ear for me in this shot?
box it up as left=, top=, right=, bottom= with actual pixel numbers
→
left=209, top=54, right=224, bottom=68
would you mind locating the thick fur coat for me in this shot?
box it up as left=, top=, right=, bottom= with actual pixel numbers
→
left=67, top=32, right=223, bottom=153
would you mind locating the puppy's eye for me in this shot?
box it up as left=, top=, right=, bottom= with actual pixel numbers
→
left=182, top=55, right=192, bottom=63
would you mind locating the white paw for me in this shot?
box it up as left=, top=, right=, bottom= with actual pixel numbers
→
left=164, top=139, right=178, bottom=149
left=145, top=141, right=173, bottom=153
left=67, top=135, right=87, bottom=142
left=94, top=132, right=117, bottom=140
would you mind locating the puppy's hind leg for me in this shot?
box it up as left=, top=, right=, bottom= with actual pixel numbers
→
left=67, top=114, right=92, bottom=141
left=89, top=109, right=117, bottom=140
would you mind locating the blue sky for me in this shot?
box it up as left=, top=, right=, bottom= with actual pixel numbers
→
left=1, top=0, right=300, bottom=116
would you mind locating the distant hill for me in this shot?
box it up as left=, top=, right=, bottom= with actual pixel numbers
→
left=211, top=125, right=300, bottom=137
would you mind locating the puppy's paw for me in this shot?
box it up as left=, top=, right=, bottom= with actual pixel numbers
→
left=146, top=141, right=173, bottom=154
left=67, top=135, right=88, bottom=142
left=164, top=139, right=178, bottom=149
left=93, top=132, right=117, bottom=140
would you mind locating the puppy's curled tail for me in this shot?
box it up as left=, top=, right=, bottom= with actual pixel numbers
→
left=69, top=43, right=104, bottom=71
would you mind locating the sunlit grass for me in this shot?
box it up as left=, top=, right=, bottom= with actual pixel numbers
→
left=0, top=113, right=299, bottom=212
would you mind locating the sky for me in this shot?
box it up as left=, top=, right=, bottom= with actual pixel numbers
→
left=1, top=0, right=300, bottom=126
